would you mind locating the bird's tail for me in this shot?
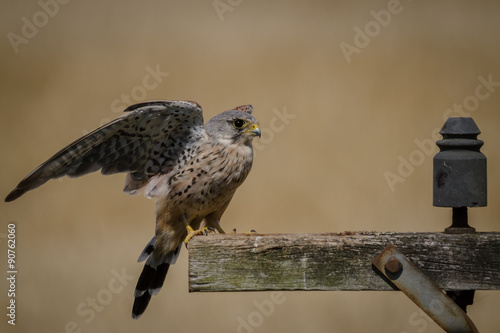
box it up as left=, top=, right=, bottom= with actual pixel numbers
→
left=132, top=236, right=181, bottom=319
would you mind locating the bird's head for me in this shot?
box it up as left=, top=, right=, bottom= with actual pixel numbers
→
left=205, top=106, right=261, bottom=146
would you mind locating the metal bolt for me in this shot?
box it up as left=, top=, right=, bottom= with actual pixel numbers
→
left=385, top=256, right=403, bottom=275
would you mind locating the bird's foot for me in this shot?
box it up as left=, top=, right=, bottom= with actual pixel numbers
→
left=184, top=226, right=215, bottom=248
left=232, top=228, right=257, bottom=234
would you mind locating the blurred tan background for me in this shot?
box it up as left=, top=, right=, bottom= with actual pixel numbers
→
left=1, top=0, right=499, bottom=332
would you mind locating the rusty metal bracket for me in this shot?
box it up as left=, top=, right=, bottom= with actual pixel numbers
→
left=372, top=244, right=478, bottom=333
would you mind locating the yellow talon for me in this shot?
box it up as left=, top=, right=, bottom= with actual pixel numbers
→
left=231, top=228, right=257, bottom=234
left=184, top=226, right=214, bottom=247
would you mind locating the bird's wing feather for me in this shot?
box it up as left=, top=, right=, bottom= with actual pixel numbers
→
left=5, top=100, right=204, bottom=202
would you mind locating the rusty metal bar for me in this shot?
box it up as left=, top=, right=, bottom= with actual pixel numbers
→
left=372, top=244, right=478, bottom=333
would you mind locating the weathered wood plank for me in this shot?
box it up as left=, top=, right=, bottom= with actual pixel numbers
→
left=188, top=232, right=500, bottom=292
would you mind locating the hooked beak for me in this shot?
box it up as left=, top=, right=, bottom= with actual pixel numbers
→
left=246, top=123, right=261, bottom=138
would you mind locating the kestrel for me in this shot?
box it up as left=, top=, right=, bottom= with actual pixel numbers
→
left=5, top=100, right=261, bottom=319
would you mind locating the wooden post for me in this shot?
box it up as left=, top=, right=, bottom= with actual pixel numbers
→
left=188, top=232, right=500, bottom=292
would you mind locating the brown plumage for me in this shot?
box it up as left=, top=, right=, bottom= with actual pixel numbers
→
left=4, top=100, right=261, bottom=319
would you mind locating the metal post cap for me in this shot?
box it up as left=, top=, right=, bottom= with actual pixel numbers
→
left=433, top=117, right=487, bottom=208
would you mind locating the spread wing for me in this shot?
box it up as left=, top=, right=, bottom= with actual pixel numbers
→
left=5, top=100, right=205, bottom=202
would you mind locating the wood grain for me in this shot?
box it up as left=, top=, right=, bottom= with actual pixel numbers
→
left=188, top=232, right=500, bottom=292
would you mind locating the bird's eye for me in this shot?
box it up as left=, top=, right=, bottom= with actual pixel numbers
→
left=233, top=119, right=246, bottom=128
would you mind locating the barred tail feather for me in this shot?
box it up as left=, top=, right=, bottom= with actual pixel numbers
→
left=132, top=238, right=181, bottom=319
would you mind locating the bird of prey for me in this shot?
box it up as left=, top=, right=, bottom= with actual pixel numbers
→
left=5, top=100, right=261, bottom=319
